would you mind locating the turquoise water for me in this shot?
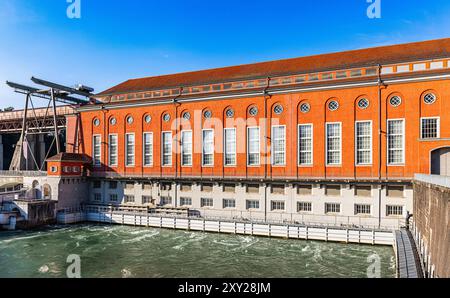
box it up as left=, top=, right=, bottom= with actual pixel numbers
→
left=0, top=224, right=396, bottom=278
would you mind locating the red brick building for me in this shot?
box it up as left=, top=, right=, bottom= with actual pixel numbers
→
left=65, top=38, right=450, bottom=228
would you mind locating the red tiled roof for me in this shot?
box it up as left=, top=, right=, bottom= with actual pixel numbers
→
left=98, top=38, right=450, bottom=96
left=47, top=153, right=91, bottom=163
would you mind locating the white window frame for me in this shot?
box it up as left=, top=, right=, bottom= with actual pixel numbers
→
left=354, top=204, right=372, bottom=216
left=325, top=202, right=341, bottom=214
left=92, top=134, right=101, bottom=167
left=420, top=117, right=440, bottom=139
left=298, top=124, right=313, bottom=166
left=247, top=126, right=260, bottom=166
left=200, top=197, right=214, bottom=208
left=125, top=133, right=135, bottom=167
left=143, top=132, right=153, bottom=167
left=271, top=125, right=286, bottom=166
left=223, top=198, right=236, bottom=209
left=246, top=200, right=260, bottom=210
left=270, top=200, right=286, bottom=211
left=297, top=201, right=313, bottom=213
left=386, top=205, right=404, bottom=217
left=161, top=131, right=172, bottom=167
left=355, top=120, right=372, bottom=165
left=202, top=129, right=214, bottom=167
left=325, top=122, right=342, bottom=166
left=224, top=128, right=237, bottom=166
left=387, top=119, right=405, bottom=165
left=181, top=130, right=193, bottom=167
left=108, top=134, right=118, bottom=167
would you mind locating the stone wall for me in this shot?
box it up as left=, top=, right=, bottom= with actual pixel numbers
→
left=413, top=176, right=450, bottom=278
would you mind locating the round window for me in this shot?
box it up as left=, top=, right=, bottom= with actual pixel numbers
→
left=126, top=116, right=134, bottom=124
left=93, top=118, right=100, bottom=126
left=358, top=98, right=369, bottom=109
left=109, top=117, right=116, bottom=125
left=389, top=96, right=402, bottom=107
left=182, top=112, right=191, bottom=120
left=328, top=100, right=339, bottom=111
left=144, top=115, right=152, bottom=123
left=226, top=109, right=234, bottom=118
left=163, top=114, right=171, bottom=122
left=204, top=110, right=212, bottom=119
left=300, top=103, right=310, bottom=113
left=423, top=93, right=436, bottom=104
left=274, top=105, right=283, bottom=115
left=249, top=107, right=258, bottom=116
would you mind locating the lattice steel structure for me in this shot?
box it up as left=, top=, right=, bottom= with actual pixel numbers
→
left=5, top=77, right=95, bottom=171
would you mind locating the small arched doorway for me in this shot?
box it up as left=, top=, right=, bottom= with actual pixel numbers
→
left=31, top=180, right=42, bottom=199
left=431, top=147, right=450, bottom=176
left=42, top=184, right=51, bottom=200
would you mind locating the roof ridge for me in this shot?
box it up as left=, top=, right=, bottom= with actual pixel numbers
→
left=97, top=38, right=450, bottom=96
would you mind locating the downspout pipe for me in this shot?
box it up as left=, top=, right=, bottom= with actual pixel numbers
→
left=263, top=77, right=271, bottom=222
left=173, top=87, right=183, bottom=208
left=377, top=64, right=383, bottom=228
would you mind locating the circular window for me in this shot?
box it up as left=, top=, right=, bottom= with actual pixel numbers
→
left=328, top=100, right=339, bottom=111
left=163, top=114, right=171, bottom=122
left=93, top=118, right=100, bottom=126
left=274, top=105, right=283, bottom=115
left=389, top=96, right=402, bottom=107
left=300, top=103, right=310, bottom=113
left=249, top=107, right=258, bottom=116
left=225, top=109, right=234, bottom=118
left=423, top=93, right=436, bottom=104
left=126, top=116, right=134, bottom=124
left=182, top=112, right=191, bottom=120
left=144, top=115, right=152, bottom=123
left=109, top=117, right=116, bottom=126
left=204, top=110, right=212, bottom=119
left=358, top=98, right=370, bottom=109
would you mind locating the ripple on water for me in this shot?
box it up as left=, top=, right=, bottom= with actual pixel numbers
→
left=121, top=231, right=160, bottom=244
left=0, top=225, right=396, bottom=278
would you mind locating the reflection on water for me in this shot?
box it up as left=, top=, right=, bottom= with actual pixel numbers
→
left=0, top=224, right=396, bottom=278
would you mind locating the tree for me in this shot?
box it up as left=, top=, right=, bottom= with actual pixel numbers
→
left=3, top=107, right=14, bottom=112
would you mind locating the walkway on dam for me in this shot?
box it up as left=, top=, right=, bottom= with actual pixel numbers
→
left=395, top=230, right=423, bottom=278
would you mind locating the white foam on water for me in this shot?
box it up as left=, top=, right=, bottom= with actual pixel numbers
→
left=129, top=229, right=150, bottom=235
left=38, top=265, right=49, bottom=274
left=172, top=234, right=207, bottom=250
left=121, top=268, right=133, bottom=278
left=70, top=235, right=87, bottom=241
left=1, top=233, right=44, bottom=244
left=121, top=231, right=160, bottom=244
left=212, top=239, right=239, bottom=247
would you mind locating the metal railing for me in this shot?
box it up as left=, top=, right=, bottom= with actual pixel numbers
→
left=75, top=204, right=403, bottom=231
left=0, top=171, right=47, bottom=177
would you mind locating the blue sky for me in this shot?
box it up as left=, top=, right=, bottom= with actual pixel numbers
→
left=1, top=0, right=450, bottom=108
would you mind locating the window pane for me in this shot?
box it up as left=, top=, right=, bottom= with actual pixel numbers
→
left=181, top=131, right=192, bottom=166
left=126, top=134, right=135, bottom=166
left=143, top=133, right=153, bottom=166
left=202, top=130, right=214, bottom=166
left=224, top=128, right=236, bottom=165
left=108, top=135, right=117, bottom=166
left=326, top=123, right=341, bottom=165
left=356, top=122, right=372, bottom=164
left=247, top=127, right=260, bottom=165
left=162, top=132, right=172, bottom=166
left=387, top=120, right=404, bottom=164
left=272, top=126, right=285, bottom=165
left=93, top=136, right=101, bottom=166
left=299, top=124, right=313, bottom=165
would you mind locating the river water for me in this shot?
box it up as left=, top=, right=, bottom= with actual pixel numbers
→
left=0, top=224, right=396, bottom=278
